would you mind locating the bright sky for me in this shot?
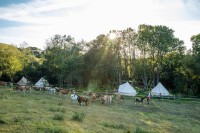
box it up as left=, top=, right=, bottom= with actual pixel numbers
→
left=0, top=0, right=200, bottom=50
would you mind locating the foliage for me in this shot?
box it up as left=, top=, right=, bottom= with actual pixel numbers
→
left=53, top=113, right=65, bottom=121
left=0, top=26, right=200, bottom=95
left=103, top=122, right=126, bottom=129
left=0, top=43, right=23, bottom=81
left=71, top=112, right=86, bottom=122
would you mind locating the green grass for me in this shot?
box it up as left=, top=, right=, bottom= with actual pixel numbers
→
left=0, top=87, right=200, bottom=133
left=71, top=112, right=86, bottom=122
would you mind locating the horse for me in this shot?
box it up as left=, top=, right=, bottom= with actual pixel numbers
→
left=33, top=87, right=46, bottom=94
left=115, top=93, right=124, bottom=102
left=71, top=94, right=78, bottom=103
left=102, top=95, right=113, bottom=104
left=91, top=93, right=97, bottom=102
left=0, top=81, right=7, bottom=86
left=13, top=85, right=32, bottom=94
left=48, top=87, right=56, bottom=94
left=135, top=97, right=146, bottom=104
left=58, top=89, right=71, bottom=96
left=77, top=95, right=89, bottom=106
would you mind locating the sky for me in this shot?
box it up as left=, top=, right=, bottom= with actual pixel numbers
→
left=0, top=0, right=200, bottom=50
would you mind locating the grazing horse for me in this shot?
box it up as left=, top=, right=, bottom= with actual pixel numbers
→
left=58, top=89, right=71, bottom=96
left=14, top=85, right=32, bottom=93
left=135, top=97, right=145, bottom=104
left=48, top=87, right=56, bottom=94
left=0, top=81, right=7, bottom=86
left=33, top=87, right=45, bottom=93
left=71, top=94, right=78, bottom=103
left=77, top=95, right=89, bottom=106
left=91, top=93, right=97, bottom=102
left=102, top=95, right=113, bottom=104
left=115, top=93, right=124, bottom=102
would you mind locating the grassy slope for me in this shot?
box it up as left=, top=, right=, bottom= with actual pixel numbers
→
left=0, top=87, right=200, bottom=133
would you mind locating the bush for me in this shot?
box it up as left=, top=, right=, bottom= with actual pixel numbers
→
left=53, top=113, right=64, bottom=121
left=71, top=112, right=86, bottom=122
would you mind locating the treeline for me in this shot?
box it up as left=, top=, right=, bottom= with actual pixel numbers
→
left=0, top=24, right=199, bottom=96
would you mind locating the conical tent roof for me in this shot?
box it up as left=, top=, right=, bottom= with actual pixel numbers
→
left=17, top=77, right=29, bottom=86
left=118, top=82, right=137, bottom=96
left=35, top=77, right=49, bottom=87
left=151, top=82, right=169, bottom=96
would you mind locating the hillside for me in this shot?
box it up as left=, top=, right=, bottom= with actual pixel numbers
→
left=0, top=87, right=200, bottom=133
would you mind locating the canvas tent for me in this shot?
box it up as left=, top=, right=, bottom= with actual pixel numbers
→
left=17, top=77, right=29, bottom=86
left=118, top=82, right=137, bottom=96
left=151, top=82, right=170, bottom=96
left=35, top=77, right=49, bottom=87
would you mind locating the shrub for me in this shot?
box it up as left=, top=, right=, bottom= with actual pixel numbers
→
left=71, top=112, right=86, bottom=122
left=53, top=113, right=64, bottom=121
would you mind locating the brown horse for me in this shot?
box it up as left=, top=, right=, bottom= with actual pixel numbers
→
left=14, top=85, right=32, bottom=93
left=77, top=95, right=89, bottom=106
left=58, top=89, right=71, bottom=96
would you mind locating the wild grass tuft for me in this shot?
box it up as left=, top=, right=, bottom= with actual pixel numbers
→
left=49, top=107, right=66, bottom=113
left=53, top=113, right=65, bottom=121
left=103, top=122, right=126, bottom=129
left=12, top=117, right=22, bottom=123
left=58, top=101, right=64, bottom=106
left=36, top=127, right=68, bottom=133
left=71, top=112, right=86, bottom=122
left=135, top=127, right=153, bottom=133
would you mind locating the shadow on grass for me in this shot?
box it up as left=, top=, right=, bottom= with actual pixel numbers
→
left=0, top=119, right=6, bottom=125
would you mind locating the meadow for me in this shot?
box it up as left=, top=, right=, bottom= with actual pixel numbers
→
left=0, top=87, right=200, bottom=133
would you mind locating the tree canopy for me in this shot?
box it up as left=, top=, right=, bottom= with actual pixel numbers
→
left=0, top=25, right=199, bottom=96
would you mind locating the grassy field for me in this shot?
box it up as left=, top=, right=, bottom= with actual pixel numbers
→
left=0, top=87, right=200, bottom=133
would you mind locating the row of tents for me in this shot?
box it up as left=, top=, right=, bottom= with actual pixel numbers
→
left=17, top=77, right=49, bottom=87
left=118, top=82, right=170, bottom=96
left=17, top=77, right=170, bottom=96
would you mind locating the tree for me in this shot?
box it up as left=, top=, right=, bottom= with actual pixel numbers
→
left=44, top=34, right=83, bottom=87
left=0, top=43, right=23, bottom=81
left=137, top=24, right=185, bottom=89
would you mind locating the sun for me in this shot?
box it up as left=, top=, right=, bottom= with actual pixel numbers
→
left=109, top=33, right=116, bottom=40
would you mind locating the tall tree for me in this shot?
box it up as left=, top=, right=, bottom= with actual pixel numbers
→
left=0, top=43, right=23, bottom=81
left=44, top=34, right=83, bottom=87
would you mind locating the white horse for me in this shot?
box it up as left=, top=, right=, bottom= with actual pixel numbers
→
left=48, top=87, right=56, bottom=94
left=71, top=94, right=78, bottom=103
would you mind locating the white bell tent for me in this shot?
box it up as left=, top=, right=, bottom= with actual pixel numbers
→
left=118, top=82, right=137, bottom=96
left=151, top=82, right=170, bottom=96
left=17, top=77, right=29, bottom=86
left=35, top=77, right=49, bottom=87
